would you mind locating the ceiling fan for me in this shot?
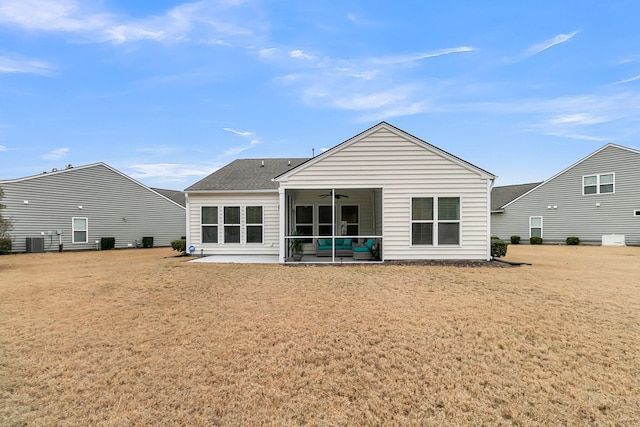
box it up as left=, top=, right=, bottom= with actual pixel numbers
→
left=319, top=192, right=349, bottom=199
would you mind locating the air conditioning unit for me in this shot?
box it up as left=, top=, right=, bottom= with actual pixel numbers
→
left=26, top=237, right=45, bottom=253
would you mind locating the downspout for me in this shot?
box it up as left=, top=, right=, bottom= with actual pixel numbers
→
left=278, top=187, right=286, bottom=263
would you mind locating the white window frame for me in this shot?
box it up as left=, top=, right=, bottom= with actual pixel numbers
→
left=529, top=216, right=543, bottom=238
left=583, top=173, right=615, bottom=195
left=410, top=196, right=461, bottom=247
left=201, top=206, right=219, bottom=244
left=223, top=206, right=241, bottom=244
left=245, top=206, right=263, bottom=244
left=633, top=210, right=640, bottom=217
left=72, top=217, right=88, bottom=244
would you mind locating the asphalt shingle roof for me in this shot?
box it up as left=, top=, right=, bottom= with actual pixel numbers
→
left=185, top=158, right=309, bottom=191
left=491, top=182, right=542, bottom=211
left=151, top=188, right=186, bottom=207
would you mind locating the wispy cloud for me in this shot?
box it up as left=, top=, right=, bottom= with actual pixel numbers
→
left=548, top=113, right=609, bottom=125
left=506, top=30, right=579, bottom=62
left=0, top=0, right=261, bottom=45
left=222, top=127, right=260, bottom=156
left=223, top=127, right=253, bottom=137
left=0, top=0, right=112, bottom=32
left=371, top=47, right=474, bottom=66
left=542, top=131, right=611, bottom=142
left=270, top=45, right=473, bottom=120
left=611, top=74, right=640, bottom=85
left=0, top=55, right=53, bottom=75
left=259, top=47, right=279, bottom=58
left=41, top=147, right=69, bottom=160
left=127, top=162, right=217, bottom=183
left=290, top=49, right=316, bottom=60
left=0, top=145, right=10, bottom=152
left=526, top=31, right=578, bottom=56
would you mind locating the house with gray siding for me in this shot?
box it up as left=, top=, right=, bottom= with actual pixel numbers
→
left=185, top=122, right=496, bottom=262
left=491, top=143, right=640, bottom=245
left=0, top=163, right=186, bottom=252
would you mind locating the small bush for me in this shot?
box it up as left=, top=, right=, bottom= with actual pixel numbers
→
left=0, top=237, right=11, bottom=254
left=510, top=235, right=521, bottom=244
left=100, top=237, right=115, bottom=250
left=566, top=236, right=580, bottom=245
left=142, top=237, right=154, bottom=248
left=491, top=237, right=508, bottom=258
left=530, top=236, right=543, bottom=245
left=171, top=239, right=186, bottom=253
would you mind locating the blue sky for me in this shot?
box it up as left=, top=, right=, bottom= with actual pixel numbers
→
left=1, top=1, right=640, bottom=189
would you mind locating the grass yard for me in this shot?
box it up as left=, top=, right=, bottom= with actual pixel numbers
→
left=1, top=245, right=639, bottom=426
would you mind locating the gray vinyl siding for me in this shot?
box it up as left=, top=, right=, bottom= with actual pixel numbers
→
left=0, top=164, right=186, bottom=252
left=280, top=127, right=493, bottom=260
left=186, top=191, right=280, bottom=256
left=492, top=145, right=640, bottom=245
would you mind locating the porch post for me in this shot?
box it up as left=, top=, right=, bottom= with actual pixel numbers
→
left=278, top=187, right=286, bottom=263
left=331, top=188, right=336, bottom=262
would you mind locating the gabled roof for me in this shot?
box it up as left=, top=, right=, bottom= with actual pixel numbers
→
left=184, top=158, right=309, bottom=192
left=275, top=121, right=495, bottom=182
left=0, top=162, right=185, bottom=209
left=498, top=143, right=640, bottom=210
left=491, top=182, right=542, bottom=212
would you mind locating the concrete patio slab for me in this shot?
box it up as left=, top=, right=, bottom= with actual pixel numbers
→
left=189, top=255, right=280, bottom=264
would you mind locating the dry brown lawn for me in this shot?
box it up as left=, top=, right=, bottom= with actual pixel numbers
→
left=1, top=245, right=639, bottom=426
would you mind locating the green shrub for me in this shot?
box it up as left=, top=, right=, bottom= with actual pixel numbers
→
left=142, top=237, right=154, bottom=248
left=566, top=236, right=580, bottom=245
left=510, top=235, right=520, bottom=244
left=491, top=237, right=508, bottom=258
left=530, top=236, right=543, bottom=245
left=0, top=237, right=11, bottom=254
left=100, top=237, right=115, bottom=250
left=171, top=239, right=186, bottom=253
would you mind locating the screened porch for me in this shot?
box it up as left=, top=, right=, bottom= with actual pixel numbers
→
left=282, top=188, right=383, bottom=263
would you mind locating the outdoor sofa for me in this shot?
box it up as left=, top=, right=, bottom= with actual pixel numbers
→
left=315, top=238, right=353, bottom=257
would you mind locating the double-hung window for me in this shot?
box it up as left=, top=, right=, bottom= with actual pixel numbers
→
left=72, top=217, right=88, bottom=244
left=530, top=216, right=543, bottom=238
left=224, top=206, right=241, bottom=243
left=437, top=197, right=461, bottom=244
left=583, top=173, right=614, bottom=195
left=411, top=198, right=434, bottom=245
left=246, top=206, right=263, bottom=243
left=411, top=197, right=460, bottom=246
left=201, top=206, right=218, bottom=243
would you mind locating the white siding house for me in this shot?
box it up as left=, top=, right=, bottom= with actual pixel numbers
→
left=491, top=143, right=640, bottom=245
left=185, top=122, right=495, bottom=262
left=0, top=163, right=186, bottom=252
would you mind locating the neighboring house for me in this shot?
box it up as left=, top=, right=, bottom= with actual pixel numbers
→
left=491, top=143, right=640, bottom=245
left=490, top=182, right=542, bottom=216
left=151, top=188, right=186, bottom=207
left=185, top=122, right=496, bottom=262
left=0, top=163, right=186, bottom=252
